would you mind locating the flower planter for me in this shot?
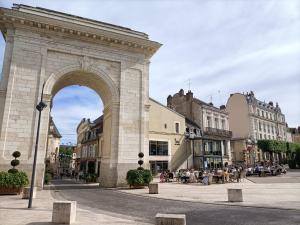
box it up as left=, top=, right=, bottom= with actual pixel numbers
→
left=0, top=187, right=23, bottom=195
left=129, top=184, right=146, bottom=189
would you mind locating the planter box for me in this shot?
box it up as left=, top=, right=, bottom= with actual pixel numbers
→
left=0, top=187, right=23, bottom=195
left=129, top=184, right=146, bottom=189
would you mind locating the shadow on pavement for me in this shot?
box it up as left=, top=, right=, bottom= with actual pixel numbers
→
left=26, top=223, right=52, bottom=225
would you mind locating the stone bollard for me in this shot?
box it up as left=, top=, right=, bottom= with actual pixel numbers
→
left=22, top=187, right=37, bottom=199
left=149, top=183, right=159, bottom=194
left=228, top=188, right=243, bottom=202
left=156, top=213, right=186, bottom=225
left=52, top=201, right=77, bottom=224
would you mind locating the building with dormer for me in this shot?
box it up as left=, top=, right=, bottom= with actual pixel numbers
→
left=226, top=91, right=287, bottom=164
left=167, top=89, right=232, bottom=169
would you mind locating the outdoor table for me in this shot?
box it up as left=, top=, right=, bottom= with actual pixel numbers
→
left=213, top=175, right=224, bottom=184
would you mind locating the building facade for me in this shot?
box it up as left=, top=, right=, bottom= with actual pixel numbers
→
left=148, top=98, right=187, bottom=174
left=289, top=127, right=300, bottom=144
left=79, top=116, right=103, bottom=178
left=226, top=91, right=287, bottom=164
left=167, top=89, right=232, bottom=169
left=46, top=117, right=62, bottom=164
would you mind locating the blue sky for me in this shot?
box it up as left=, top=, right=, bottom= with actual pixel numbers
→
left=0, top=0, right=299, bottom=144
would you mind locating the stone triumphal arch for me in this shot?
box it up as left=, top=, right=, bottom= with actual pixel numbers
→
left=0, top=4, right=160, bottom=187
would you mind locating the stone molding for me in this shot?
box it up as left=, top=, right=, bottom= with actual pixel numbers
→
left=0, top=6, right=161, bottom=57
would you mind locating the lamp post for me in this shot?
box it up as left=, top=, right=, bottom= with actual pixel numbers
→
left=28, top=83, right=47, bottom=208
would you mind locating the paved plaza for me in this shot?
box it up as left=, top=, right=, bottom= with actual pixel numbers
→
left=1, top=171, right=300, bottom=225
left=120, top=171, right=300, bottom=210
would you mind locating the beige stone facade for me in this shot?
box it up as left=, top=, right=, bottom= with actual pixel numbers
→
left=77, top=116, right=103, bottom=178
left=0, top=5, right=160, bottom=187
left=289, top=127, right=300, bottom=144
left=167, top=89, right=232, bottom=169
left=46, top=117, right=61, bottom=164
left=148, top=98, right=187, bottom=174
left=226, top=91, right=288, bottom=164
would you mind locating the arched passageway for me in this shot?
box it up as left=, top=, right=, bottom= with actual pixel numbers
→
left=0, top=4, right=161, bottom=187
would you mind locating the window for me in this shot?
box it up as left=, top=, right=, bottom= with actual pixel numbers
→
left=266, top=113, right=268, bottom=119
left=264, top=134, right=266, bottom=139
left=263, top=123, right=266, bottom=132
left=207, top=116, right=211, bottom=127
left=259, top=121, right=261, bottom=131
left=257, top=109, right=260, bottom=116
left=267, top=125, right=270, bottom=133
left=150, top=161, right=168, bottom=174
left=260, top=134, right=262, bottom=139
left=175, top=122, right=179, bottom=133
left=254, top=119, right=258, bottom=130
left=262, top=111, right=265, bottom=118
left=214, top=118, right=219, bottom=129
left=221, top=119, right=226, bottom=130
left=164, top=123, right=167, bottom=129
left=149, top=141, right=168, bottom=156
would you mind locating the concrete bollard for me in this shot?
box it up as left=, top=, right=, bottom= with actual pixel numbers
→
left=52, top=201, right=77, bottom=224
left=156, top=213, right=186, bottom=225
left=149, top=183, right=159, bottom=194
left=228, top=188, right=243, bottom=202
left=22, top=187, right=37, bottom=199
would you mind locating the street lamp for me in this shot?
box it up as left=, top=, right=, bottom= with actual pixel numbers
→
left=28, top=84, right=47, bottom=208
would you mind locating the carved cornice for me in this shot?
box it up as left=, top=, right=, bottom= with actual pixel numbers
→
left=0, top=5, right=162, bottom=58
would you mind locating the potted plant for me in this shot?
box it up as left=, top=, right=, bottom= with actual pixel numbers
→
left=0, top=171, right=29, bottom=195
left=0, top=151, right=29, bottom=194
left=126, top=169, right=153, bottom=188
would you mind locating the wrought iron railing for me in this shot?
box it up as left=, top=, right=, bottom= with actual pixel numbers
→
left=203, top=127, right=232, bottom=138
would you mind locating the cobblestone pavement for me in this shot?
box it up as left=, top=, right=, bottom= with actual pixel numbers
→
left=51, top=179, right=300, bottom=225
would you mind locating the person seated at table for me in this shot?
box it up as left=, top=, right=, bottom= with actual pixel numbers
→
left=168, top=171, right=174, bottom=182
left=160, top=171, right=166, bottom=183
left=189, top=169, right=197, bottom=183
left=181, top=170, right=190, bottom=183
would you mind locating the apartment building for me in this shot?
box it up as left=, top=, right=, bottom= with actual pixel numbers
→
left=226, top=91, right=287, bottom=164
left=148, top=98, right=187, bottom=174
left=167, top=89, right=232, bottom=169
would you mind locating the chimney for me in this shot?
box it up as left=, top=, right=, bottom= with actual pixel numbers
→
left=179, top=89, right=184, bottom=96
left=186, top=90, right=193, bottom=100
left=167, top=95, right=173, bottom=108
left=220, top=105, right=226, bottom=110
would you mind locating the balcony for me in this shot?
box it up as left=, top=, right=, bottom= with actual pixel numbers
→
left=203, top=127, right=232, bottom=138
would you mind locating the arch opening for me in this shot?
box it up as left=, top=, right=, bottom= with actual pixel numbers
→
left=43, top=69, right=119, bottom=187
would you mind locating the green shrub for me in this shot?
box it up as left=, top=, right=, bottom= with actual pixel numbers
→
left=12, top=151, right=21, bottom=158
left=142, top=169, right=153, bottom=185
left=8, top=168, right=18, bottom=174
left=288, top=160, right=297, bottom=169
left=126, top=169, right=144, bottom=186
left=44, top=173, right=52, bottom=184
left=11, top=159, right=20, bottom=167
left=84, top=173, right=97, bottom=183
left=126, top=169, right=153, bottom=186
left=0, top=171, right=29, bottom=188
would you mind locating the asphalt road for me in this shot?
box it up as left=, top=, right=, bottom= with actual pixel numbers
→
left=50, top=180, right=300, bottom=225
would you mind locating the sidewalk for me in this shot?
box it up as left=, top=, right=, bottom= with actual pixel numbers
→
left=119, top=178, right=300, bottom=210
left=0, top=188, right=151, bottom=225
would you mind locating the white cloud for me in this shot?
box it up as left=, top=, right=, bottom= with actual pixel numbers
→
left=0, top=0, right=299, bottom=141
